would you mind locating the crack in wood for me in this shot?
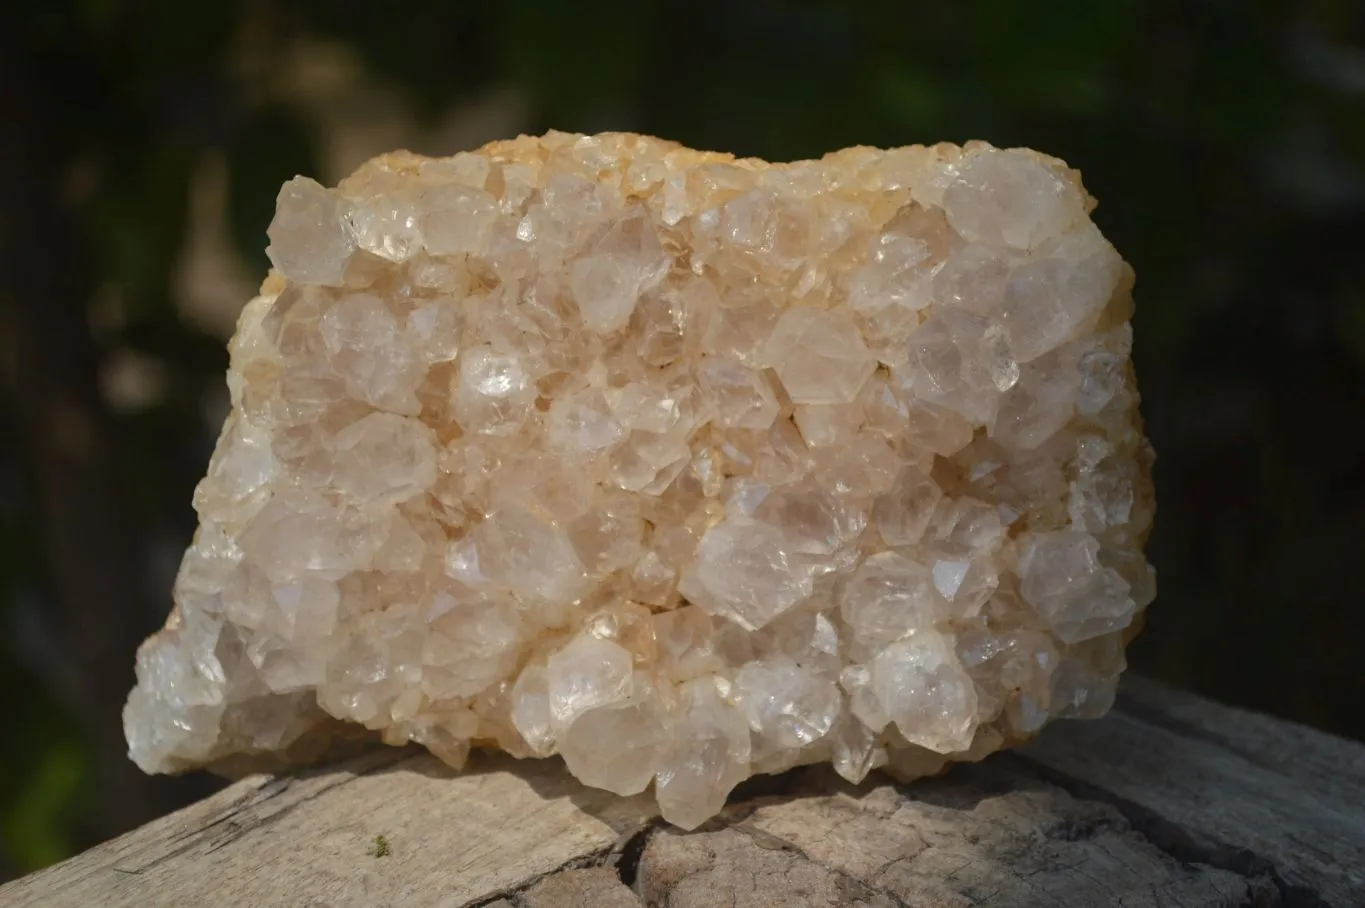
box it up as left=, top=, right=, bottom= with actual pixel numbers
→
left=1008, top=753, right=1322, bottom=908
left=614, top=820, right=660, bottom=890
left=460, top=844, right=618, bottom=908
left=730, top=821, right=912, bottom=908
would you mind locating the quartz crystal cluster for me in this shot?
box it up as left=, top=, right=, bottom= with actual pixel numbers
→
left=124, top=132, right=1154, bottom=829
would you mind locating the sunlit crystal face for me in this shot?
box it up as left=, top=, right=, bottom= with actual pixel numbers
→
left=125, top=132, right=1155, bottom=830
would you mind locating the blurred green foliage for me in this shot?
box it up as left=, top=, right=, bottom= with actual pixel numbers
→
left=1, top=0, right=1362, bottom=877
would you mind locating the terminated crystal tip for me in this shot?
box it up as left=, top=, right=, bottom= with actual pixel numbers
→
left=124, top=132, right=1154, bottom=830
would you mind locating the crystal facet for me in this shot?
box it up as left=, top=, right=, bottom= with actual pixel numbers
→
left=125, top=132, right=1155, bottom=830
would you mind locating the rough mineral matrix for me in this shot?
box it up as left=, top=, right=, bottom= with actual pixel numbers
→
left=124, top=132, right=1155, bottom=829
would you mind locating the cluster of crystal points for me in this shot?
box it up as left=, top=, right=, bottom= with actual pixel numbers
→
left=124, top=131, right=1154, bottom=830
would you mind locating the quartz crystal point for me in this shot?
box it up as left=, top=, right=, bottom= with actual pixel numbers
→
left=124, top=132, right=1155, bottom=830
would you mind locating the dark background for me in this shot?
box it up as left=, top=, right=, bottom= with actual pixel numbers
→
left=2, top=0, right=1362, bottom=878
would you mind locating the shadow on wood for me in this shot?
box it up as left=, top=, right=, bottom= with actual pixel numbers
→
left=1, top=676, right=1360, bottom=907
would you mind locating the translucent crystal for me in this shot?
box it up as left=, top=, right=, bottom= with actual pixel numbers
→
left=476, top=507, right=589, bottom=606
left=547, top=634, right=634, bottom=730
left=570, top=211, right=671, bottom=333
left=322, top=294, right=423, bottom=412
left=839, top=552, right=948, bottom=650
left=685, top=522, right=815, bottom=631
left=509, top=663, right=556, bottom=757
left=559, top=683, right=667, bottom=796
left=999, top=222, right=1124, bottom=363
left=735, top=657, right=841, bottom=747
left=422, top=597, right=521, bottom=700
left=831, top=713, right=887, bottom=784
left=845, top=206, right=948, bottom=314
left=990, top=346, right=1082, bottom=449
left=870, top=632, right=979, bottom=753
left=547, top=387, right=623, bottom=453
left=696, top=356, right=779, bottom=430
left=761, top=307, right=876, bottom=405
left=420, top=184, right=499, bottom=255
left=346, top=194, right=423, bottom=262
left=329, top=413, right=437, bottom=507
left=901, top=307, right=1016, bottom=425
left=872, top=467, right=943, bottom=547
left=942, top=148, right=1085, bottom=251
left=126, top=133, right=1155, bottom=832
left=266, top=178, right=355, bottom=286
left=1017, top=530, right=1136, bottom=643
left=454, top=346, right=535, bottom=436
left=655, top=679, right=751, bottom=830
left=753, top=484, right=867, bottom=557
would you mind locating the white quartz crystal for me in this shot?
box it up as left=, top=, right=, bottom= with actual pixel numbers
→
left=125, top=132, right=1155, bottom=830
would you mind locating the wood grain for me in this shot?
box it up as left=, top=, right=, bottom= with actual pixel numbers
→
left=1020, top=675, right=1365, bottom=906
left=0, top=747, right=653, bottom=908
left=3, top=676, right=1360, bottom=907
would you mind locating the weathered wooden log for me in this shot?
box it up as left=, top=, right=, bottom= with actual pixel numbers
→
left=4, top=676, right=1361, bottom=907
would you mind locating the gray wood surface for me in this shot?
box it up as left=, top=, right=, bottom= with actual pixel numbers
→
left=3, top=676, right=1360, bottom=907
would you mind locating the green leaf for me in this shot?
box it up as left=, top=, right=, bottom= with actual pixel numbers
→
left=2, top=741, right=89, bottom=873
